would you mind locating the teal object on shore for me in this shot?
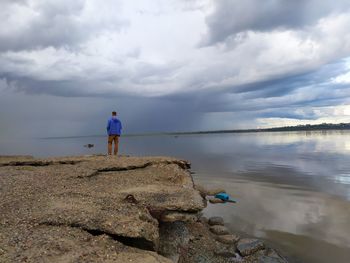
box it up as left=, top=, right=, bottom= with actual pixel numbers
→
left=215, top=192, right=229, bottom=200
left=215, top=192, right=237, bottom=203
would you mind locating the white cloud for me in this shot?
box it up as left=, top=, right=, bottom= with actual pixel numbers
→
left=2, top=3, right=350, bottom=98
left=257, top=104, right=350, bottom=128
left=333, top=72, right=350, bottom=84
left=0, top=0, right=127, bottom=51
left=331, top=58, right=350, bottom=84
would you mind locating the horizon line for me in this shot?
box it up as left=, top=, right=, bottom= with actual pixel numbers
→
left=39, top=122, right=350, bottom=139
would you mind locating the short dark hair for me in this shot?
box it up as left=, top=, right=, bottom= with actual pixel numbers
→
left=112, top=111, right=117, bottom=116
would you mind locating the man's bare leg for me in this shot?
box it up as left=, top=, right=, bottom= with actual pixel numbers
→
left=108, top=142, right=113, bottom=155
left=114, top=137, right=119, bottom=155
left=108, top=136, right=113, bottom=155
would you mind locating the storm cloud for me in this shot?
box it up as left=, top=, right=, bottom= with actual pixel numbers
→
left=203, top=0, right=350, bottom=45
left=1, top=0, right=350, bottom=138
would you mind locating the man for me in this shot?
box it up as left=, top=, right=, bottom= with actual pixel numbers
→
left=107, top=111, right=122, bottom=156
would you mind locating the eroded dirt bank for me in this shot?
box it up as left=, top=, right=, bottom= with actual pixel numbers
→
left=0, top=155, right=288, bottom=263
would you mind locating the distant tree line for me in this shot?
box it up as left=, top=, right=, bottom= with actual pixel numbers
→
left=258, top=122, right=350, bottom=132
left=168, top=122, right=350, bottom=135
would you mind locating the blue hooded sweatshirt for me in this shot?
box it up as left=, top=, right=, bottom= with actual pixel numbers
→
left=107, top=117, right=122, bottom=136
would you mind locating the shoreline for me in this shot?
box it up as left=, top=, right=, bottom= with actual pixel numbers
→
left=0, top=154, right=288, bottom=262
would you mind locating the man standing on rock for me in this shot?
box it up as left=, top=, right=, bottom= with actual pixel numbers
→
left=107, top=111, right=122, bottom=156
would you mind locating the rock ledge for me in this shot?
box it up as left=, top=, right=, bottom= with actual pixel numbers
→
left=0, top=155, right=288, bottom=263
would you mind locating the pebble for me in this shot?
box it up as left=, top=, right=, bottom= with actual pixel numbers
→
left=237, top=238, right=265, bottom=256
left=207, top=188, right=226, bottom=196
left=208, top=216, right=224, bottom=226
left=214, top=244, right=237, bottom=258
left=209, top=225, right=230, bottom=235
left=208, top=198, right=225, bottom=204
left=216, top=234, right=240, bottom=244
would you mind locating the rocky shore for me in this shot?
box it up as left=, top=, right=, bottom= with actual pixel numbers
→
left=0, top=155, right=288, bottom=262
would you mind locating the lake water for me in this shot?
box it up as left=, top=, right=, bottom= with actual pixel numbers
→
left=1, top=131, right=350, bottom=263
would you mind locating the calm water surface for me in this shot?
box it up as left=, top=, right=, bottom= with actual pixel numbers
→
left=1, top=131, right=350, bottom=263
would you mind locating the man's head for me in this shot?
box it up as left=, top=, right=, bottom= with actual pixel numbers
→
left=112, top=111, right=117, bottom=116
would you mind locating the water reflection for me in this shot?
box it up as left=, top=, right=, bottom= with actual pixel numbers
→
left=189, top=132, right=350, bottom=263
left=197, top=176, right=350, bottom=248
left=1, top=131, right=350, bottom=262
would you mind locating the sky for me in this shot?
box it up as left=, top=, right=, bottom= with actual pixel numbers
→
left=1, top=0, right=350, bottom=138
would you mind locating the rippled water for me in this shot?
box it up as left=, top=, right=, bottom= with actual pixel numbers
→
left=1, top=131, right=350, bottom=262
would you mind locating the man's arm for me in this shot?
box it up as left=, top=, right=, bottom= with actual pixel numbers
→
left=106, top=120, right=111, bottom=134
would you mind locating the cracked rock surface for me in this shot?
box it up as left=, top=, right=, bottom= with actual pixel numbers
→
left=0, top=155, right=204, bottom=263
